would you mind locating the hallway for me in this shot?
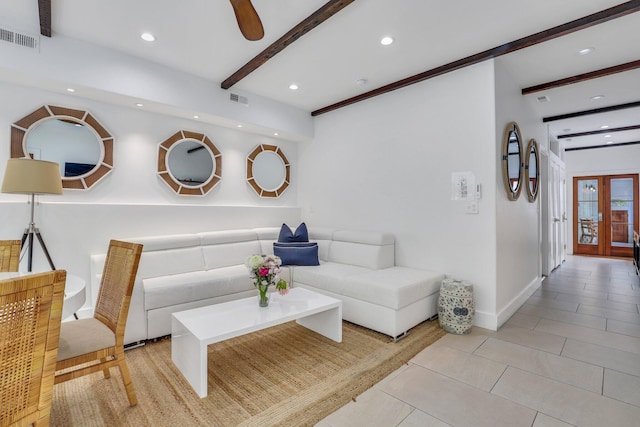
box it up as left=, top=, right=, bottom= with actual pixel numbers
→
left=318, top=255, right=640, bottom=426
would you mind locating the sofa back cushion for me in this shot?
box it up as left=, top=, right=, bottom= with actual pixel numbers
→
left=254, top=227, right=281, bottom=255
left=127, top=234, right=205, bottom=279
left=198, top=230, right=261, bottom=269
left=328, top=230, right=395, bottom=270
left=308, top=227, right=334, bottom=262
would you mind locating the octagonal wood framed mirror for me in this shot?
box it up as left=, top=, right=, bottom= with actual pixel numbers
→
left=501, top=121, right=523, bottom=201
left=246, top=144, right=290, bottom=198
left=11, top=105, right=113, bottom=190
left=157, top=130, right=222, bottom=196
left=524, top=138, right=540, bottom=202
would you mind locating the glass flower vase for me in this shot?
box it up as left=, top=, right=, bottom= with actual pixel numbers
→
left=258, top=284, right=270, bottom=307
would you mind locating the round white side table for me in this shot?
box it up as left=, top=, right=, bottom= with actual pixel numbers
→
left=0, top=272, right=86, bottom=320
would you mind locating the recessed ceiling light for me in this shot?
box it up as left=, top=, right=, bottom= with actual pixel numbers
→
left=66, top=88, right=75, bottom=92
left=590, top=95, right=605, bottom=101
left=604, top=134, right=612, bottom=138
left=135, top=103, right=144, bottom=107
left=141, top=32, right=156, bottom=42
left=237, top=124, right=243, bottom=128
left=578, top=47, right=595, bottom=55
left=193, top=115, right=199, bottom=119
left=355, top=78, right=368, bottom=85
left=289, top=83, right=299, bottom=90
left=600, top=125, right=609, bottom=129
left=380, top=36, right=394, bottom=46
left=607, top=141, right=613, bottom=144
left=273, top=132, right=279, bottom=136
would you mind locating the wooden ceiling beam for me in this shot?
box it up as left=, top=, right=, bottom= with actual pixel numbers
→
left=38, top=0, right=52, bottom=37
left=557, top=123, right=640, bottom=139
left=522, top=59, right=640, bottom=95
left=312, top=0, right=640, bottom=116
left=221, top=0, right=356, bottom=90
left=543, top=100, right=640, bottom=122
left=565, top=140, right=640, bottom=151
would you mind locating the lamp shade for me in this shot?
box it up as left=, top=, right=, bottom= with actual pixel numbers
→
left=1, top=158, right=63, bottom=195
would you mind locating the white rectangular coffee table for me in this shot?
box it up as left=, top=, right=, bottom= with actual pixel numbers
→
left=171, top=287, right=342, bottom=397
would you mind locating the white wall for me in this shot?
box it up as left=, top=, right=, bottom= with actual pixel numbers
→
left=0, top=83, right=302, bottom=313
left=494, top=59, right=545, bottom=327
left=0, top=34, right=314, bottom=141
left=564, top=144, right=640, bottom=253
left=298, top=61, right=501, bottom=328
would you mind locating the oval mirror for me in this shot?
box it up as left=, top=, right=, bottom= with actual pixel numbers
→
left=501, top=122, right=523, bottom=201
left=157, top=130, right=222, bottom=196
left=11, top=105, right=114, bottom=190
left=525, top=138, right=540, bottom=202
left=247, top=144, right=290, bottom=198
left=27, top=118, right=101, bottom=176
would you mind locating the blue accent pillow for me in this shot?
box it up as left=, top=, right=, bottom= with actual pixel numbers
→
left=278, top=223, right=309, bottom=243
left=274, top=242, right=319, bottom=266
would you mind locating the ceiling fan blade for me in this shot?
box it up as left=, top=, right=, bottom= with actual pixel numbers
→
left=229, top=0, right=264, bottom=41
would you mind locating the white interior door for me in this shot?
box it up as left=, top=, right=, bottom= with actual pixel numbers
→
left=542, top=150, right=566, bottom=275
left=559, top=172, right=567, bottom=263
left=551, top=160, right=561, bottom=268
left=541, top=151, right=551, bottom=275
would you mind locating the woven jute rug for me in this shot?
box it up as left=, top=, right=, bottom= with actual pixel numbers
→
left=51, top=319, right=445, bottom=427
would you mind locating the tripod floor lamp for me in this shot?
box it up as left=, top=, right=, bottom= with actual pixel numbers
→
left=2, top=158, right=63, bottom=272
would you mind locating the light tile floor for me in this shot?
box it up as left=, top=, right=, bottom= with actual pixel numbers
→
left=317, top=255, right=640, bottom=427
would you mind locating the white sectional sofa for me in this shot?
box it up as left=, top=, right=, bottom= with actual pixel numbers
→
left=89, top=226, right=443, bottom=345
left=292, top=228, right=444, bottom=339
left=90, top=228, right=286, bottom=345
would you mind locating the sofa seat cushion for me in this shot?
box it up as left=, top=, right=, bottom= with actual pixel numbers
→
left=294, top=262, right=371, bottom=295
left=338, top=267, right=444, bottom=310
left=143, top=265, right=252, bottom=310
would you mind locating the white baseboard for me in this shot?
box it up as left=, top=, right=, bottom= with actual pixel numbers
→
left=471, top=276, right=542, bottom=331
left=496, top=276, right=541, bottom=328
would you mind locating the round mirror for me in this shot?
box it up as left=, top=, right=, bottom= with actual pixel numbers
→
left=501, top=122, right=523, bottom=201
left=11, top=105, right=114, bottom=190
left=158, top=130, right=222, bottom=196
left=253, top=151, right=285, bottom=191
left=247, top=144, right=290, bottom=198
left=525, top=138, right=540, bottom=202
left=167, top=140, right=214, bottom=186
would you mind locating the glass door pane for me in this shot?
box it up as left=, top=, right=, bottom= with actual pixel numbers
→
left=610, top=177, right=634, bottom=248
left=577, top=179, right=599, bottom=246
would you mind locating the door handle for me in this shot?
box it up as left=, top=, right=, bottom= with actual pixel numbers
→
left=554, top=218, right=560, bottom=222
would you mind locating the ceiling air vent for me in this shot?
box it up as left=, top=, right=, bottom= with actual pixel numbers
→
left=537, top=95, right=550, bottom=103
left=230, top=93, right=249, bottom=105
left=0, top=27, right=39, bottom=49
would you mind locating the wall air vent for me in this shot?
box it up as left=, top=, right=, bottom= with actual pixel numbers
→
left=537, top=95, right=550, bottom=103
left=0, top=27, right=39, bottom=49
left=230, top=93, right=249, bottom=105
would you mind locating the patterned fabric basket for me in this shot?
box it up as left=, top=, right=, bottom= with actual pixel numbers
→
left=437, top=278, right=474, bottom=334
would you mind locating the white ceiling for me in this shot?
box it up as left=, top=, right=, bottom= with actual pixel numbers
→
left=1, top=0, right=639, bottom=149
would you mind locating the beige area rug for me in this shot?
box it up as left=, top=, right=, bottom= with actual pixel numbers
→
left=51, top=319, right=446, bottom=427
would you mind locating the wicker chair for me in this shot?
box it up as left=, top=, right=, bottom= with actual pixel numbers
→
left=0, top=270, right=67, bottom=427
left=0, top=239, right=21, bottom=272
left=55, top=240, right=143, bottom=406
